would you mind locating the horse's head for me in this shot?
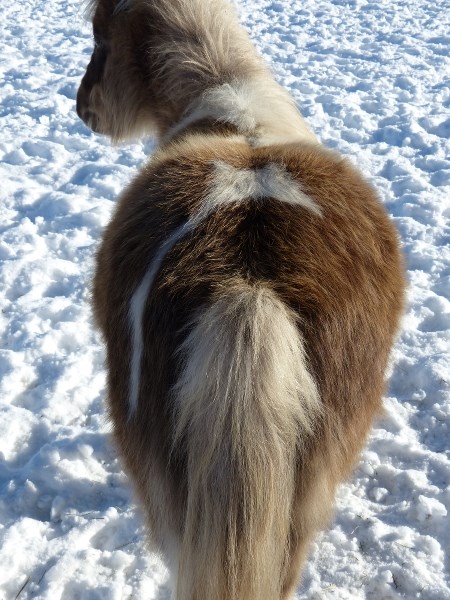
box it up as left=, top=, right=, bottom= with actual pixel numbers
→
left=76, top=0, right=161, bottom=141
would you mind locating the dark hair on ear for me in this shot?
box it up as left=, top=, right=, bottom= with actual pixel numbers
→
left=113, top=0, right=130, bottom=16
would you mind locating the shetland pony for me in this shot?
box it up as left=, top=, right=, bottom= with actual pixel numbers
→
left=77, top=1, right=405, bottom=598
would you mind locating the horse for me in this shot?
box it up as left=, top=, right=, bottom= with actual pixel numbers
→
left=77, top=1, right=405, bottom=598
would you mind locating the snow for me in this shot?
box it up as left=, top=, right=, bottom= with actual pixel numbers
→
left=0, top=0, right=449, bottom=598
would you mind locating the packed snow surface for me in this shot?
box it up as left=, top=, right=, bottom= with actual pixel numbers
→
left=0, top=0, right=449, bottom=598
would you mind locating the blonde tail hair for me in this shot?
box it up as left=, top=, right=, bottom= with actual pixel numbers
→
left=172, top=283, right=322, bottom=600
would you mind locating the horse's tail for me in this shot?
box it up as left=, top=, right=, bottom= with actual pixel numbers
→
left=172, top=283, right=322, bottom=600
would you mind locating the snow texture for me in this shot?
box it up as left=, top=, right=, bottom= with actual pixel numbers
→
left=0, top=0, right=449, bottom=598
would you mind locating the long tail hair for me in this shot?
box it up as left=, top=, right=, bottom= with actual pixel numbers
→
left=171, top=282, right=322, bottom=600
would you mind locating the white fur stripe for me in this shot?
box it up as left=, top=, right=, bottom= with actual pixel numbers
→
left=128, top=221, right=193, bottom=416
left=128, top=162, right=321, bottom=416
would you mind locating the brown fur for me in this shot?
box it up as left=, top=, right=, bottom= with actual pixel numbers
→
left=77, top=1, right=405, bottom=598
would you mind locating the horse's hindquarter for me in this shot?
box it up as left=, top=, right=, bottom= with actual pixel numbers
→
left=92, top=136, right=405, bottom=555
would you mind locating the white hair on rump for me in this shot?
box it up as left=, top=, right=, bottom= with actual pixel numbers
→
left=206, top=160, right=322, bottom=216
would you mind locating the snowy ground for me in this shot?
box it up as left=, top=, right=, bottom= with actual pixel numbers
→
left=0, top=0, right=449, bottom=598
